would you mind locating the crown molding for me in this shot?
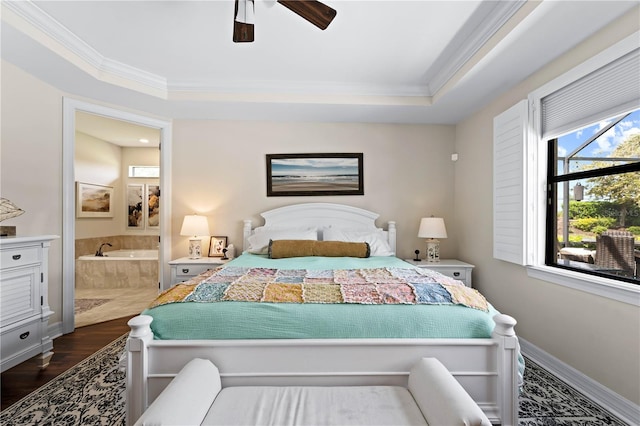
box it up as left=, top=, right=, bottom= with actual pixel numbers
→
left=425, top=0, right=528, bottom=97
left=2, top=0, right=167, bottom=98
left=2, top=0, right=530, bottom=105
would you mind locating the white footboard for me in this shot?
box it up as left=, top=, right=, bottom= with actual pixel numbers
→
left=126, top=314, right=519, bottom=425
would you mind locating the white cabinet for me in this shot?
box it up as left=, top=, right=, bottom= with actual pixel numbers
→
left=1, top=235, right=58, bottom=372
left=404, top=258, right=475, bottom=287
left=169, top=257, right=230, bottom=285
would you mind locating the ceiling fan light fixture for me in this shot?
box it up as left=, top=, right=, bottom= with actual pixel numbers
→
left=235, top=0, right=255, bottom=24
left=233, top=0, right=255, bottom=43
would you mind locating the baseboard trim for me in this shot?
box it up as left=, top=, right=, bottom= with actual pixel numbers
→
left=519, top=337, right=639, bottom=424
left=48, top=321, right=64, bottom=340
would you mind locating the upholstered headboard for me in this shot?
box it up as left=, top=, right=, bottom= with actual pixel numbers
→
left=242, top=203, right=396, bottom=254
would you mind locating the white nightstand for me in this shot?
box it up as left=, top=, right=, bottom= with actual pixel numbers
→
left=404, top=259, right=475, bottom=287
left=169, top=257, right=230, bottom=285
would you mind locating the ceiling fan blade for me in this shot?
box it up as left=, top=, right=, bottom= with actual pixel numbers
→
left=233, top=0, right=255, bottom=43
left=277, top=0, right=336, bottom=30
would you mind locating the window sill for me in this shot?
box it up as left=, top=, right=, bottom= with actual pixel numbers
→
left=527, top=265, right=639, bottom=306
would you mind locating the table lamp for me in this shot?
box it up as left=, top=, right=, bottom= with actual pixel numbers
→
left=180, top=214, right=210, bottom=259
left=418, top=217, right=447, bottom=262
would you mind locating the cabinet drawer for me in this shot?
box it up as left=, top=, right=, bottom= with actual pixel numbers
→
left=174, top=264, right=214, bottom=280
left=1, top=318, right=42, bottom=363
left=437, top=268, right=467, bottom=282
left=1, top=246, right=39, bottom=268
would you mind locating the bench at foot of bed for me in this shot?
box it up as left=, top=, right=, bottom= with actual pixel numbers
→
left=134, top=357, right=491, bottom=426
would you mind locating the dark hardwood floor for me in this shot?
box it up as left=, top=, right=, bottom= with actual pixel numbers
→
left=1, top=315, right=134, bottom=410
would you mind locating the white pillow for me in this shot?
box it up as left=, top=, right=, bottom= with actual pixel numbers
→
left=322, top=228, right=394, bottom=256
left=247, top=229, right=318, bottom=254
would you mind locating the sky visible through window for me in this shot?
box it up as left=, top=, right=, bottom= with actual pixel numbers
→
left=557, top=108, right=640, bottom=174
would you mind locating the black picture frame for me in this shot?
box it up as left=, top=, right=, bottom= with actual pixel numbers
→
left=266, top=153, right=364, bottom=197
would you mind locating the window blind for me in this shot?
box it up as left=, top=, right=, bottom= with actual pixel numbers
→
left=541, top=48, right=640, bottom=139
left=493, top=100, right=528, bottom=265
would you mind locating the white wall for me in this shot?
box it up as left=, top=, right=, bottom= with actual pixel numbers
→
left=453, top=10, right=640, bottom=404
left=170, top=120, right=456, bottom=260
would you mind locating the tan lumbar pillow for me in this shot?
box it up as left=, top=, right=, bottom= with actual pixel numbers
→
left=269, top=239, right=370, bottom=259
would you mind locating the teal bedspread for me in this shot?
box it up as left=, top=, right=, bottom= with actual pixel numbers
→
left=142, top=254, right=500, bottom=340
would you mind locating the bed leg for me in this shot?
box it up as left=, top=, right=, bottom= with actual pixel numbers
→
left=126, top=315, right=153, bottom=426
left=492, top=313, right=519, bottom=426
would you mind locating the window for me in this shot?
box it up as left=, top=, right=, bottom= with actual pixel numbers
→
left=128, top=166, right=159, bottom=178
left=494, top=32, right=639, bottom=304
left=547, top=109, right=640, bottom=284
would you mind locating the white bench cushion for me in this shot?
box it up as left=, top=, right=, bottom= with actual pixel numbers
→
left=409, top=358, right=491, bottom=426
left=135, top=357, right=491, bottom=426
left=134, top=358, right=221, bottom=426
left=202, top=386, right=427, bottom=425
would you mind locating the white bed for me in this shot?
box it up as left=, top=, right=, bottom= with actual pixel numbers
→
left=126, top=203, right=519, bottom=425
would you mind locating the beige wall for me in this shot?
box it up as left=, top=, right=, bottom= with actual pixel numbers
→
left=1, top=60, right=64, bottom=323
left=75, top=132, right=123, bottom=238
left=170, top=120, right=456, bottom=260
left=453, top=10, right=640, bottom=404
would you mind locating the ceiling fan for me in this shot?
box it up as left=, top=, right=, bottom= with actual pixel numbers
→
left=233, top=0, right=337, bottom=43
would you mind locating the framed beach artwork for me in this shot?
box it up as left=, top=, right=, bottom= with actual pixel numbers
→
left=126, top=184, right=144, bottom=228
left=146, top=184, right=160, bottom=229
left=76, top=182, right=114, bottom=218
left=266, top=153, right=364, bottom=196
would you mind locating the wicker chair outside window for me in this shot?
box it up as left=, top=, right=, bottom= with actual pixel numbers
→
left=595, top=230, right=636, bottom=277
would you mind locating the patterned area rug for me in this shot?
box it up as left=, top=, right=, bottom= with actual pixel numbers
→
left=74, top=298, right=111, bottom=315
left=0, top=337, right=628, bottom=425
left=0, top=334, right=127, bottom=426
left=518, top=358, right=627, bottom=425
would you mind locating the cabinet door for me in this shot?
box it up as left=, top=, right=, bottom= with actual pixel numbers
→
left=0, top=266, right=40, bottom=325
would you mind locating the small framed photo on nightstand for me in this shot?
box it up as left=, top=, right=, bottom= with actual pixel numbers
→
left=208, top=236, right=228, bottom=257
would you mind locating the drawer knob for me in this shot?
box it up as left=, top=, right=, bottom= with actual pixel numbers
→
left=182, top=268, right=190, bottom=274
left=453, top=272, right=460, bottom=277
left=19, top=331, right=30, bottom=340
left=12, top=254, right=22, bottom=260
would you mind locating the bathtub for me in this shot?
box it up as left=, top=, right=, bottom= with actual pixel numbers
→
left=78, top=249, right=158, bottom=260
left=76, top=249, right=159, bottom=289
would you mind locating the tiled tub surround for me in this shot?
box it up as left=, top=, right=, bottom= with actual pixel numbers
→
left=75, top=235, right=158, bottom=257
left=75, top=236, right=159, bottom=289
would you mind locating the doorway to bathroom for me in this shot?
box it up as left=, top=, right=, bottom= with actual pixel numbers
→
left=72, top=111, right=163, bottom=328
left=62, top=98, right=171, bottom=333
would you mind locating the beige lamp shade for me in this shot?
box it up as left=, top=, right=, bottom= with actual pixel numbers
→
left=180, top=215, right=210, bottom=259
left=180, top=215, right=210, bottom=237
left=417, top=217, right=447, bottom=239
left=418, top=217, right=447, bottom=262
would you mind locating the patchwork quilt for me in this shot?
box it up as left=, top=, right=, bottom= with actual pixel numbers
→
left=151, top=266, right=488, bottom=312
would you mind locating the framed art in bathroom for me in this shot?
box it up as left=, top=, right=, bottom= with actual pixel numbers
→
left=76, top=182, right=114, bottom=218
left=126, top=184, right=144, bottom=228
left=146, top=184, right=160, bottom=229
